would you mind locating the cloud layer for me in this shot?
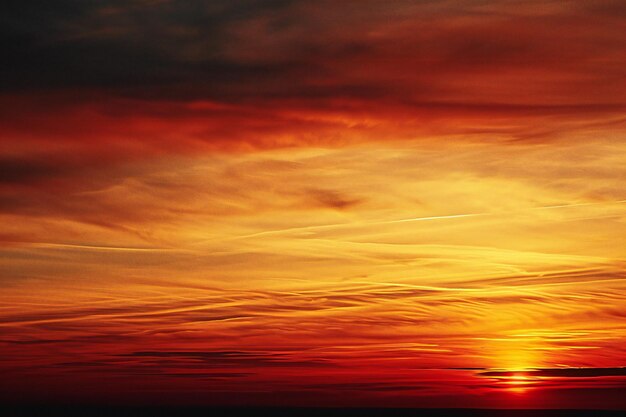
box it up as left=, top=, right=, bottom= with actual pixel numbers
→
left=1, top=0, right=626, bottom=409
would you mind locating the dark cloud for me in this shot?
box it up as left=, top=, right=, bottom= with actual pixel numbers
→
left=123, top=350, right=335, bottom=368
left=0, top=0, right=305, bottom=94
left=0, top=157, right=69, bottom=184
left=0, top=0, right=623, bottom=176
left=1, top=0, right=624, bottom=106
left=55, top=360, right=254, bottom=378
left=305, top=188, right=363, bottom=210
left=479, top=367, right=626, bottom=378
left=304, top=382, right=426, bottom=392
left=158, top=372, right=253, bottom=379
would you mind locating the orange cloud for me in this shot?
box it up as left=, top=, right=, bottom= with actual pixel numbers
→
left=1, top=0, right=626, bottom=409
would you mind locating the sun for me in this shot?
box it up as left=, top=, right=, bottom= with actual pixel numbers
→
left=502, top=373, right=533, bottom=394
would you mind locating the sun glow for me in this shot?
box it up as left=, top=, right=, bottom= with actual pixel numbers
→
left=505, top=374, right=533, bottom=393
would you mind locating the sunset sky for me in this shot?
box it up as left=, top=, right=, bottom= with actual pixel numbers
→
left=1, top=0, right=626, bottom=410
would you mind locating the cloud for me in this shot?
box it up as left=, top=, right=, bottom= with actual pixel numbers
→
left=0, top=156, right=74, bottom=184
left=3, top=1, right=624, bottom=100
left=303, top=382, right=426, bottom=392
left=1, top=0, right=626, bottom=408
left=479, top=367, right=626, bottom=378
left=123, top=350, right=335, bottom=368
left=304, top=188, right=363, bottom=210
left=1, top=0, right=625, bottom=162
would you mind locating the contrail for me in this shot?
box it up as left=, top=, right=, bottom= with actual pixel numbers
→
left=23, top=242, right=173, bottom=252
left=384, top=213, right=485, bottom=223
left=533, top=200, right=626, bottom=211
left=232, top=212, right=486, bottom=240
left=228, top=199, right=626, bottom=240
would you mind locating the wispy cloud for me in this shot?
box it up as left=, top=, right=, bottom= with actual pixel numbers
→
left=1, top=0, right=626, bottom=408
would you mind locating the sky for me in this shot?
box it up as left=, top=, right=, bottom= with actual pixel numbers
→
left=1, top=0, right=626, bottom=409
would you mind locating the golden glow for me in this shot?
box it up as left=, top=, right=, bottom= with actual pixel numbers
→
left=503, top=374, right=533, bottom=394
left=2, top=138, right=625, bottom=400
left=1, top=0, right=626, bottom=408
left=1, top=135, right=626, bottom=411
